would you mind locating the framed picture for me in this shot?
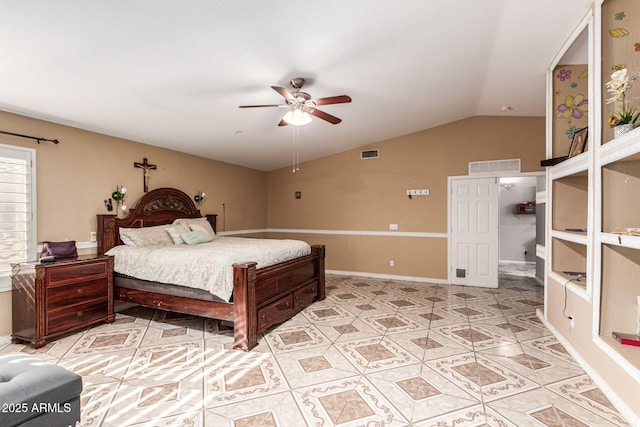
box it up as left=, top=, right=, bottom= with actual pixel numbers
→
left=568, top=127, right=588, bottom=158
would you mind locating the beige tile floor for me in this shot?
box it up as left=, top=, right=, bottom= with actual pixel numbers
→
left=1, top=263, right=630, bottom=426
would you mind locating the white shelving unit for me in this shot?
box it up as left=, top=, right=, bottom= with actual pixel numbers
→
left=545, top=1, right=640, bottom=421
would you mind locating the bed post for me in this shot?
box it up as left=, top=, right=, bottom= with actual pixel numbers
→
left=312, top=245, right=326, bottom=301
left=232, top=261, right=258, bottom=351
left=97, top=214, right=117, bottom=256
left=205, top=214, right=217, bottom=233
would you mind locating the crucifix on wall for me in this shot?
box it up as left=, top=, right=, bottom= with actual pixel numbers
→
left=134, top=157, right=157, bottom=192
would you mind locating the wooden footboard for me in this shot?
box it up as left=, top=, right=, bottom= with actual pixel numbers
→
left=232, top=244, right=325, bottom=351
left=114, top=244, right=325, bottom=351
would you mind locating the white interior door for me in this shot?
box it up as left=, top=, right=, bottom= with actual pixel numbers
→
left=449, top=177, right=499, bottom=288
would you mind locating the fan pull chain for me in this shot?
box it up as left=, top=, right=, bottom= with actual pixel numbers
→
left=292, top=126, right=301, bottom=173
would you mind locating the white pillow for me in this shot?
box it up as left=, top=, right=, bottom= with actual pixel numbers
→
left=173, top=217, right=216, bottom=239
left=165, top=224, right=191, bottom=244
left=119, top=225, right=174, bottom=246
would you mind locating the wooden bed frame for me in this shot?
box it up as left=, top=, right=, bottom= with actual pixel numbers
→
left=97, top=187, right=325, bottom=351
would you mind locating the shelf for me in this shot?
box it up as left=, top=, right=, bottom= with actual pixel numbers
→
left=600, top=128, right=640, bottom=166
left=594, top=336, right=640, bottom=382
left=536, top=244, right=546, bottom=260
left=548, top=271, right=589, bottom=301
left=601, top=232, right=640, bottom=250
left=549, top=153, right=589, bottom=180
left=551, top=229, right=588, bottom=245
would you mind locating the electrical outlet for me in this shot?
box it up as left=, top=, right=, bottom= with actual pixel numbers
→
left=90, top=231, right=97, bottom=242
left=389, top=224, right=398, bottom=230
left=389, top=260, right=395, bottom=267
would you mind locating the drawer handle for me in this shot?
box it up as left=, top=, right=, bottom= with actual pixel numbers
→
left=77, top=311, right=84, bottom=318
left=312, top=287, right=316, bottom=293
left=261, top=314, right=267, bottom=321
left=285, top=301, right=291, bottom=308
left=295, top=295, right=300, bottom=301
left=77, top=288, right=84, bottom=295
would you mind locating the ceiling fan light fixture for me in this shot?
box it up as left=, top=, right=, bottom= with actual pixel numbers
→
left=283, top=108, right=312, bottom=126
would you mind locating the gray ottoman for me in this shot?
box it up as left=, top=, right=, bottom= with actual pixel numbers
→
left=0, top=353, right=82, bottom=427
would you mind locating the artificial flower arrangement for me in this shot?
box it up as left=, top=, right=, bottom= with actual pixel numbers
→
left=605, top=68, right=639, bottom=127
left=111, top=186, right=127, bottom=211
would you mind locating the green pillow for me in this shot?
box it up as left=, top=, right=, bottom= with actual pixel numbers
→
left=181, top=230, right=213, bottom=245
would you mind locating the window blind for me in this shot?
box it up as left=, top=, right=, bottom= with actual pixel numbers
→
left=0, top=144, right=36, bottom=286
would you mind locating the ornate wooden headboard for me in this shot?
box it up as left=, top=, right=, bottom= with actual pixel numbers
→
left=97, top=187, right=217, bottom=255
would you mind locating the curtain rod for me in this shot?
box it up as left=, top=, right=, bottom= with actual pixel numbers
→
left=0, top=130, right=59, bottom=144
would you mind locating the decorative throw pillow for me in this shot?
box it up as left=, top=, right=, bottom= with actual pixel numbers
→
left=174, top=217, right=216, bottom=239
left=165, top=224, right=191, bottom=244
left=119, top=225, right=174, bottom=246
left=180, top=230, right=213, bottom=245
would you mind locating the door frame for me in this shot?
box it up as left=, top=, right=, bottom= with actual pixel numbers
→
left=447, top=171, right=545, bottom=286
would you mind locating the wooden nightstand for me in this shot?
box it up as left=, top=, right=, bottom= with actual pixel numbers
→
left=11, top=255, right=114, bottom=348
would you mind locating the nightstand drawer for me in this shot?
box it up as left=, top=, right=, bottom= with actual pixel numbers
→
left=47, top=278, right=109, bottom=311
left=47, top=299, right=108, bottom=335
left=47, top=262, right=107, bottom=284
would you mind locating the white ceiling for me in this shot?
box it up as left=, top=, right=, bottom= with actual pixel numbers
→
left=0, top=0, right=592, bottom=171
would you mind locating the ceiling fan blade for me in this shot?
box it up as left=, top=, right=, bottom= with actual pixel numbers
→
left=277, top=119, right=289, bottom=127
left=238, top=104, right=283, bottom=108
left=313, top=95, right=352, bottom=106
left=309, top=108, right=342, bottom=124
left=271, top=86, right=295, bottom=102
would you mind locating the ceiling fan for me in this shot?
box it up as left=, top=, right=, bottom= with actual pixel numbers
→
left=239, top=78, right=351, bottom=126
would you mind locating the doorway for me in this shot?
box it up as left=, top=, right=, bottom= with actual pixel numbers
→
left=449, top=173, right=544, bottom=288
left=498, top=176, right=538, bottom=281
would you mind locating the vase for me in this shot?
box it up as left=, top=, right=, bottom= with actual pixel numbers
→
left=614, top=123, right=635, bottom=138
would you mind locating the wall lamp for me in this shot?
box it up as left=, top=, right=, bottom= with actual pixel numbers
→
left=194, top=191, right=205, bottom=207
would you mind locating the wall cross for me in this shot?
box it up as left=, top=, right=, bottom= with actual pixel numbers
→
left=134, top=157, right=157, bottom=192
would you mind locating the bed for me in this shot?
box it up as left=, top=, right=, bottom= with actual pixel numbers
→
left=97, top=187, right=325, bottom=351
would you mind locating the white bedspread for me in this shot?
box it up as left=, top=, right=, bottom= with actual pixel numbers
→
left=105, top=237, right=311, bottom=302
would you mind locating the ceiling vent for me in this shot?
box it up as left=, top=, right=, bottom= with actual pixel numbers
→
left=469, top=159, right=521, bottom=175
left=361, top=149, right=379, bottom=159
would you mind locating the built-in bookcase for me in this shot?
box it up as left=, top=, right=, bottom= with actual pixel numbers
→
left=546, top=0, right=640, bottom=418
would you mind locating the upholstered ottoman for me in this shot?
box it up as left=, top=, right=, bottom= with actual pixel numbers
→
left=0, top=353, right=82, bottom=427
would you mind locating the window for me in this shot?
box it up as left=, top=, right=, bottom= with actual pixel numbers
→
left=0, top=144, right=36, bottom=291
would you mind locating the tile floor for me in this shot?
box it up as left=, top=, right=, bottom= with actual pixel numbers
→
left=0, top=263, right=630, bottom=426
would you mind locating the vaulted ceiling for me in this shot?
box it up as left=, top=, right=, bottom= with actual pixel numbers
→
left=0, top=1, right=592, bottom=171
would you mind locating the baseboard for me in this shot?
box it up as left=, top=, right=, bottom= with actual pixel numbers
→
left=536, top=308, right=639, bottom=426
left=0, top=335, right=11, bottom=346
left=327, top=269, right=448, bottom=284
left=498, top=260, right=536, bottom=265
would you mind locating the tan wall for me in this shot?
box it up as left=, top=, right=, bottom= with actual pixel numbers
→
left=267, top=115, right=545, bottom=278
left=0, top=114, right=545, bottom=337
left=0, top=110, right=267, bottom=337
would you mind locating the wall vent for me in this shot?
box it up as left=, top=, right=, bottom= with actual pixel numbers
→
left=361, top=149, right=379, bottom=159
left=468, top=159, right=521, bottom=175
